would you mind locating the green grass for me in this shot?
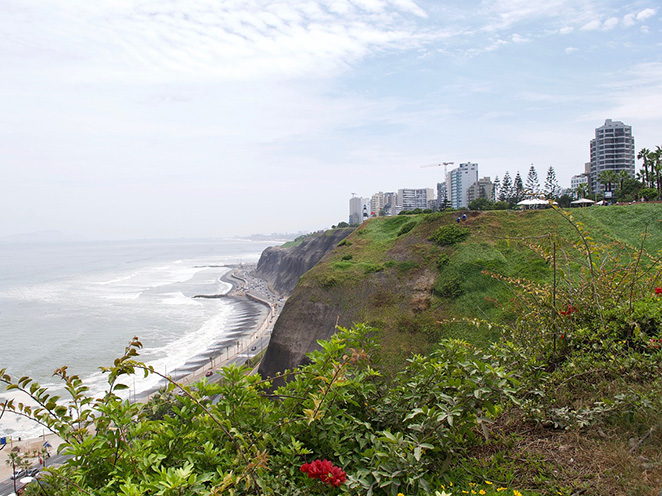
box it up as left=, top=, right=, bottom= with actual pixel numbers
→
left=298, top=204, right=662, bottom=361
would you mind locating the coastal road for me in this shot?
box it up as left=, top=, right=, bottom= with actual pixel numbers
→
left=0, top=452, right=69, bottom=495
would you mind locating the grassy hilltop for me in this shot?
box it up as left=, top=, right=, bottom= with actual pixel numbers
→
left=283, top=204, right=662, bottom=368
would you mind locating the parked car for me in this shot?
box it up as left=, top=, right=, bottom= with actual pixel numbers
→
left=10, top=468, right=27, bottom=479
left=27, top=467, right=40, bottom=477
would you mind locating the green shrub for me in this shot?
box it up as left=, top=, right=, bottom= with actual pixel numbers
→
left=319, top=274, right=339, bottom=288
left=436, top=253, right=451, bottom=270
left=433, top=272, right=463, bottom=298
left=429, top=225, right=470, bottom=246
left=397, top=221, right=417, bottom=236
left=364, top=263, right=384, bottom=274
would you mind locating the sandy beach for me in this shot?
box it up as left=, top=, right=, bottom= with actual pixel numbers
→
left=0, top=265, right=284, bottom=483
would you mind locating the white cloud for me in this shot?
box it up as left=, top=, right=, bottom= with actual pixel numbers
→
left=603, top=17, right=619, bottom=30
left=565, top=46, right=579, bottom=53
left=623, top=8, right=656, bottom=28
left=581, top=19, right=602, bottom=31
left=0, top=0, right=427, bottom=85
left=485, top=38, right=509, bottom=51
left=636, top=8, right=656, bottom=21
left=587, top=62, right=662, bottom=122
left=623, top=13, right=636, bottom=27
left=391, top=0, right=427, bottom=17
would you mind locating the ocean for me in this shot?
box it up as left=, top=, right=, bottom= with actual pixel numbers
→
left=0, top=237, right=279, bottom=439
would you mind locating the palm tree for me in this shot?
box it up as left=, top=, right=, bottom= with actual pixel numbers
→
left=617, top=170, right=630, bottom=200
left=19, top=454, right=31, bottom=476
left=598, top=169, right=619, bottom=195
left=638, top=148, right=652, bottom=188
left=6, top=451, right=22, bottom=493
left=653, top=146, right=662, bottom=195
left=575, top=183, right=590, bottom=200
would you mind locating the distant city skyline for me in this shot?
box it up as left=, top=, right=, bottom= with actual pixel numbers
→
left=2, top=2, right=661, bottom=240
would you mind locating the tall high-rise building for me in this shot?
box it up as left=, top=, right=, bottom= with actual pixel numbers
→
left=349, top=196, right=367, bottom=225
left=446, top=162, right=479, bottom=209
left=589, top=119, right=635, bottom=194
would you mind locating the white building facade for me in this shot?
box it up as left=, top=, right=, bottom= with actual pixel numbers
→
left=447, top=162, right=479, bottom=209
left=571, top=173, right=589, bottom=192
left=589, top=119, right=635, bottom=194
left=397, top=188, right=435, bottom=211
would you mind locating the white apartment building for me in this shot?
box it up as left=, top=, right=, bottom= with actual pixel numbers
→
left=589, top=119, right=635, bottom=194
left=397, top=188, right=435, bottom=211
left=446, top=162, right=479, bottom=209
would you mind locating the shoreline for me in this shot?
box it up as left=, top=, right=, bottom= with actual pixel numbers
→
left=0, top=264, right=285, bottom=482
left=139, top=264, right=280, bottom=392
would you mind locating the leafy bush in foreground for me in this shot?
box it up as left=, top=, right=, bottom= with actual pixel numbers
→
left=1, top=324, right=519, bottom=495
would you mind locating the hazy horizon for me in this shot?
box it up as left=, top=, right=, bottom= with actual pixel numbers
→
left=2, top=1, right=661, bottom=240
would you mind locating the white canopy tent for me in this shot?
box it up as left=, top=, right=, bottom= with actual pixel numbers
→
left=570, top=198, right=595, bottom=207
left=516, top=198, right=555, bottom=209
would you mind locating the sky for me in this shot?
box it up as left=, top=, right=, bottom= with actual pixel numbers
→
left=1, top=0, right=661, bottom=240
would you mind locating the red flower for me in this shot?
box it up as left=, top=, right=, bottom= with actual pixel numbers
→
left=300, top=459, right=347, bottom=487
left=655, top=287, right=662, bottom=295
left=559, top=305, right=577, bottom=316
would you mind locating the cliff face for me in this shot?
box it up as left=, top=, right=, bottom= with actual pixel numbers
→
left=254, top=228, right=354, bottom=296
left=256, top=215, right=449, bottom=380
left=258, top=207, right=662, bottom=380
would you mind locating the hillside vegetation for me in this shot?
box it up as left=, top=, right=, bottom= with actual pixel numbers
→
left=263, top=204, right=662, bottom=376
left=2, top=204, right=661, bottom=495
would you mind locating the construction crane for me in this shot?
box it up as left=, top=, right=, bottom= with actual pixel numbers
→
left=421, top=161, right=454, bottom=181
left=421, top=162, right=454, bottom=210
left=421, top=161, right=454, bottom=170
